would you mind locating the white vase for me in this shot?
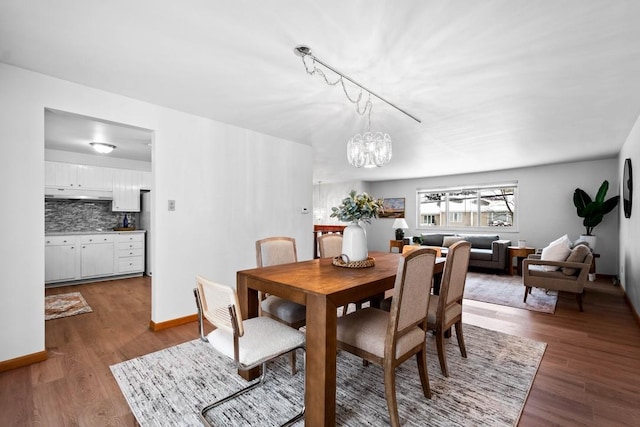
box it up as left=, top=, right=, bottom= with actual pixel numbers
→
left=342, top=222, right=368, bottom=262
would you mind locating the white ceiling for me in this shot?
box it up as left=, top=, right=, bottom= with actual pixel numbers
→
left=2, top=0, right=640, bottom=183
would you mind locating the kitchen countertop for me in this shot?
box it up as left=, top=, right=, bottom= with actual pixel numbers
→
left=46, top=230, right=146, bottom=236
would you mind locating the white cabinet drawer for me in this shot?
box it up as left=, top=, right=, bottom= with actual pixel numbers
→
left=118, top=241, right=143, bottom=250
left=45, top=235, right=76, bottom=246
left=116, top=233, right=143, bottom=243
left=80, top=234, right=114, bottom=244
left=118, top=248, right=143, bottom=258
left=118, top=258, right=143, bottom=273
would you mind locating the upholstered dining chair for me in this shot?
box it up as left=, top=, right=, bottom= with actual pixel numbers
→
left=336, top=248, right=438, bottom=427
left=256, top=236, right=306, bottom=374
left=317, top=233, right=343, bottom=259
left=402, top=244, right=442, bottom=257
left=193, top=275, right=305, bottom=427
left=427, top=240, right=471, bottom=377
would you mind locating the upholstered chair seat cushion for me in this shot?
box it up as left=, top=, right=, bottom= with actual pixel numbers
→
left=427, top=296, right=462, bottom=325
left=208, top=316, right=305, bottom=367
left=336, top=308, right=426, bottom=359
left=261, top=296, right=306, bottom=325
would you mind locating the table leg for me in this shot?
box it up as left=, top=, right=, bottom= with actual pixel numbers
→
left=236, top=274, right=261, bottom=381
left=305, top=293, right=337, bottom=427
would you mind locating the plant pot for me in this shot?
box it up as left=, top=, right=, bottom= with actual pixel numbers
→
left=342, top=222, right=368, bottom=262
left=579, top=234, right=597, bottom=251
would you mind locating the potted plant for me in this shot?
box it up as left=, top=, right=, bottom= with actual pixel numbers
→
left=572, top=180, right=619, bottom=249
left=331, top=190, right=384, bottom=261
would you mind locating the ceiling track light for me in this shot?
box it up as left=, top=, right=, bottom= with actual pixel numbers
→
left=90, top=142, right=116, bottom=154
left=294, top=45, right=420, bottom=168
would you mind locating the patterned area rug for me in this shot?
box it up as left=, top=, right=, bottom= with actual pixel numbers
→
left=465, top=272, right=558, bottom=313
left=111, top=324, right=546, bottom=426
left=45, top=292, right=93, bottom=320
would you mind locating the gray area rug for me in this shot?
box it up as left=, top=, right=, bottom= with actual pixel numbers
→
left=45, top=292, right=93, bottom=320
left=111, top=324, right=546, bottom=426
left=464, top=272, right=558, bottom=313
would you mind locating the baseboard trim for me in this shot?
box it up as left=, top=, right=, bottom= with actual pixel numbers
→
left=0, top=350, right=47, bottom=373
left=149, top=314, right=198, bottom=331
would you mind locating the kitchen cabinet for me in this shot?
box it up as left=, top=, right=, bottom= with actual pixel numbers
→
left=45, top=236, right=78, bottom=283
left=112, top=169, right=141, bottom=212
left=140, top=171, right=152, bottom=190
left=80, top=234, right=115, bottom=278
left=45, top=161, right=113, bottom=190
left=116, top=233, right=144, bottom=273
left=45, top=232, right=145, bottom=285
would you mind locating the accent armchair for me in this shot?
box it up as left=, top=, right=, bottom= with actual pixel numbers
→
left=523, top=247, right=593, bottom=312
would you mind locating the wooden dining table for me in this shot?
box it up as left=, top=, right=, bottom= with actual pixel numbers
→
left=236, top=250, right=445, bottom=426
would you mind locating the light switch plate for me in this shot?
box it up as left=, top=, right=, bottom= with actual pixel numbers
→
left=168, top=200, right=175, bottom=211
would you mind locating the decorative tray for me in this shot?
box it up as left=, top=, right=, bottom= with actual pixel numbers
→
left=332, top=255, right=375, bottom=269
left=113, top=227, right=136, bottom=231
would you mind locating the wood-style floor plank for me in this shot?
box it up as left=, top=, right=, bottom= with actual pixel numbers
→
left=0, top=275, right=639, bottom=426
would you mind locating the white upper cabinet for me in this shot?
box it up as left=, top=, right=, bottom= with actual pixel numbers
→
left=140, top=171, right=152, bottom=190
left=75, top=164, right=113, bottom=190
left=112, top=169, right=141, bottom=212
left=45, top=161, right=113, bottom=190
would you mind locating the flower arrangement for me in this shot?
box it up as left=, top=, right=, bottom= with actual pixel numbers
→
left=330, top=190, right=384, bottom=224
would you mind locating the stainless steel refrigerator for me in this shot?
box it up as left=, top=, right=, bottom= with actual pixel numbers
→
left=139, top=191, right=152, bottom=276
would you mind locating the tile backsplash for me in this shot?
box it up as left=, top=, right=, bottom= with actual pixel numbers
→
left=45, top=200, right=138, bottom=232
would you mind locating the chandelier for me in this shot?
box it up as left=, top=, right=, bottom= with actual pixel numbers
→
left=294, top=45, right=420, bottom=168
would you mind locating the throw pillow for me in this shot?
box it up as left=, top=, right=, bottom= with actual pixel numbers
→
left=549, top=234, right=572, bottom=248
left=562, top=244, right=591, bottom=276
left=539, top=241, right=572, bottom=271
left=442, top=236, right=465, bottom=247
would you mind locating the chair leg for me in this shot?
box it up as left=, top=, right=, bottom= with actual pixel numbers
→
left=576, top=293, right=584, bottom=312
left=416, top=348, right=432, bottom=398
left=454, top=321, right=467, bottom=358
left=523, top=287, right=529, bottom=303
left=289, top=350, right=297, bottom=375
left=435, top=328, right=449, bottom=377
left=383, top=361, right=401, bottom=427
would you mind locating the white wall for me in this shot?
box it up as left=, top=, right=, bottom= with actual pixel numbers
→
left=321, top=159, right=620, bottom=274
left=619, top=115, right=640, bottom=314
left=0, top=63, right=313, bottom=363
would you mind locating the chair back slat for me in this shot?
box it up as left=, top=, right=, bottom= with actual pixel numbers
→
left=196, top=275, right=244, bottom=336
left=256, top=237, right=297, bottom=267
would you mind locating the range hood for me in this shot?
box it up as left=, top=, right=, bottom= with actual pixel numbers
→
left=45, top=187, right=113, bottom=200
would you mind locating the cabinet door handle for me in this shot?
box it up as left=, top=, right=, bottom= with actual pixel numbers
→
left=89, top=239, right=93, bottom=242
left=63, top=240, right=67, bottom=243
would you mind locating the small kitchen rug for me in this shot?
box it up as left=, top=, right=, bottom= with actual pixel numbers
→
left=45, top=292, right=93, bottom=320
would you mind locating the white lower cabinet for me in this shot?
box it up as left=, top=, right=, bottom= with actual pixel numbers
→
left=116, top=233, right=144, bottom=273
left=80, top=234, right=115, bottom=278
left=45, top=232, right=145, bottom=284
left=45, top=236, right=78, bottom=282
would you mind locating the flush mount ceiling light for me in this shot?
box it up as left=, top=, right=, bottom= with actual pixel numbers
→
left=294, top=45, right=420, bottom=168
left=90, top=142, right=116, bottom=154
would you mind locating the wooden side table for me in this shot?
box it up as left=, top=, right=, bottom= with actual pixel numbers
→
left=508, top=246, right=536, bottom=275
left=389, top=240, right=405, bottom=253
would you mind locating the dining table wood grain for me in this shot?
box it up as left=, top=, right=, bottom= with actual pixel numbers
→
left=236, top=250, right=445, bottom=426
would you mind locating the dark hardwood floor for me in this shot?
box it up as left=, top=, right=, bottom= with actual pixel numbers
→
left=1, top=275, right=639, bottom=426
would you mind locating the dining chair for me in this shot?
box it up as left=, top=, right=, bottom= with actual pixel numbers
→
left=336, top=248, right=437, bottom=427
left=317, top=233, right=343, bottom=258
left=427, top=240, right=471, bottom=377
left=193, top=275, right=305, bottom=427
left=256, top=236, right=306, bottom=374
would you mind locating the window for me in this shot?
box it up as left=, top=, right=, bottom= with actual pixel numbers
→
left=417, top=184, right=516, bottom=229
